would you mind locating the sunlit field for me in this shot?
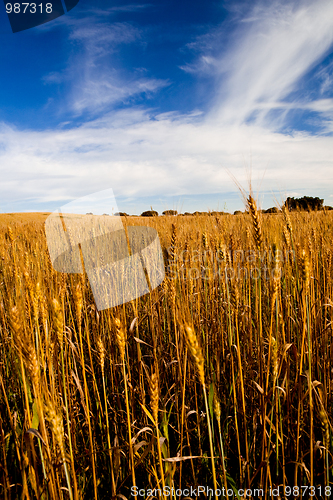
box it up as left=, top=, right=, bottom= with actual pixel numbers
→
left=1, top=205, right=333, bottom=499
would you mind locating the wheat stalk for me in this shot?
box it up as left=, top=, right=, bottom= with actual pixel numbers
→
left=184, top=324, right=205, bottom=386
left=247, top=195, right=263, bottom=250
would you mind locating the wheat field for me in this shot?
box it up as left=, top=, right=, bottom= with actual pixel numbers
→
left=0, top=204, right=333, bottom=499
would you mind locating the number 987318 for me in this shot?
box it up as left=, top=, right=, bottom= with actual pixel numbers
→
left=5, top=3, right=53, bottom=14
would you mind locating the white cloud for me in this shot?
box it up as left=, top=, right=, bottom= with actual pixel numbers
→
left=0, top=107, right=332, bottom=209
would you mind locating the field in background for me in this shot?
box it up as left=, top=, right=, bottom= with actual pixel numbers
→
left=0, top=209, right=333, bottom=499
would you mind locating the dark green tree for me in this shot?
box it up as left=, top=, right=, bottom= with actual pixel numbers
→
left=284, top=196, right=324, bottom=211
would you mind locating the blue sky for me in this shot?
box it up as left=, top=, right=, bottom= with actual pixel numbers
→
left=0, top=0, right=333, bottom=214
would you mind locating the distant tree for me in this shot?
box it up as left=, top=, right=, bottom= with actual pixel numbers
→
left=284, top=196, right=324, bottom=211
left=234, top=210, right=242, bottom=215
left=141, top=210, right=158, bottom=217
left=265, top=207, right=279, bottom=214
left=114, top=212, right=128, bottom=216
left=162, top=210, right=178, bottom=215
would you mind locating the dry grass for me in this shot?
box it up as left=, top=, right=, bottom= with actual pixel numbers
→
left=0, top=209, right=333, bottom=498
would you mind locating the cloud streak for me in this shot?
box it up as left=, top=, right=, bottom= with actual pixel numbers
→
left=183, top=0, right=333, bottom=131
left=43, top=18, right=169, bottom=116
left=0, top=107, right=332, bottom=209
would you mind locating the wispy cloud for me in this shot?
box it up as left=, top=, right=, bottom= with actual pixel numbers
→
left=68, top=21, right=140, bottom=48
left=316, top=60, right=333, bottom=96
left=43, top=18, right=169, bottom=116
left=69, top=70, right=168, bottom=116
left=182, top=0, right=333, bottom=131
left=108, top=4, right=152, bottom=13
